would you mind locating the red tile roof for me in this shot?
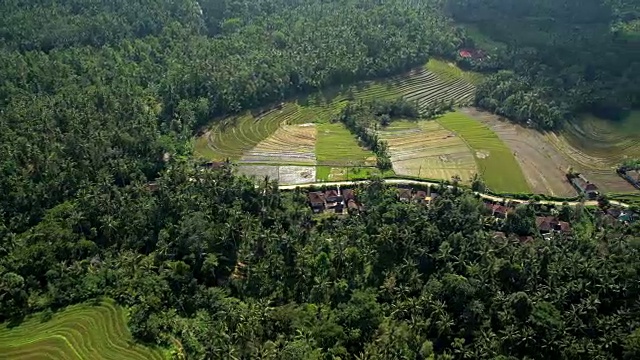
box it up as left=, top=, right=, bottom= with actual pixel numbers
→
left=325, top=189, right=339, bottom=198
left=308, top=192, right=325, bottom=204
left=536, top=216, right=571, bottom=234
left=536, top=216, right=554, bottom=232
left=342, top=189, right=355, bottom=201
left=347, top=199, right=359, bottom=210
left=459, top=50, right=472, bottom=58
left=493, top=205, right=509, bottom=215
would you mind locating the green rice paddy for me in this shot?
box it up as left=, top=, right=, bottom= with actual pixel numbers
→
left=0, top=300, right=168, bottom=360
left=316, top=122, right=376, bottom=166
left=438, top=112, right=530, bottom=193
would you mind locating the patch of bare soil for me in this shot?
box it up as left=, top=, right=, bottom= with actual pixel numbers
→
left=460, top=107, right=576, bottom=196
left=476, top=151, right=489, bottom=159
left=237, top=165, right=316, bottom=185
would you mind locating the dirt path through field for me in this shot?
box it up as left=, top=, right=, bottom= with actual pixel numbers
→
left=459, top=108, right=576, bottom=197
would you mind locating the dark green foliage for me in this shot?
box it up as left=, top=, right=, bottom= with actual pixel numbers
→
left=3, top=164, right=640, bottom=359
left=471, top=174, right=486, bottom=193
left=0, top=0, right=459, bottom=233
left=337, top=99, right=420, bottom=171
left=2, top=1, right=640, bottom=359
left=621, top=158, right=640, bottom=170
left=448, top=0, right=640, bottom=128
left=475, top=71, right=568, bottom=129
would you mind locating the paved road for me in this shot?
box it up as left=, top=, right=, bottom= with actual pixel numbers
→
left=279, top=179, right=631, bottom=208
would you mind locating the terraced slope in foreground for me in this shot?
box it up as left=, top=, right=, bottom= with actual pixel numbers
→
left=195, top=60, right=480, bottom=183
left=0, top=300, right=168, bottom=360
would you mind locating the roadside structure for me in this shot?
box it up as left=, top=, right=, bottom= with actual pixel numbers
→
left=569, top=173, right=599, bottom=199
left=308, top=192, right=326, bottom=213
left=617, top=167, right=640, bottom=189
left=536, top=216, right=571, bottom=236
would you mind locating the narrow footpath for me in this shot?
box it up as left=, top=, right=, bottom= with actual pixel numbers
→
left=278, top=179, right=630, bottom=208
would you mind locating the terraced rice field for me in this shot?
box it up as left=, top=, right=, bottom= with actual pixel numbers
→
left=316, top=122, right=377, bottom=166
left=438, top=111, right=530, bottom=193
left=426, top=58, right=485, bottom=85
left=241, top=123, right=317, bottom=165
left=195, top=102, right=321, bottom=161
left=461, top=108, right=576, bottom=196
left=195, top=59, right=480, bottom=183
left=379, top=120, right=477, bottom=182
left=542, top=112, right=640, bottom=192
left=0, top=300, right=168, bottom=360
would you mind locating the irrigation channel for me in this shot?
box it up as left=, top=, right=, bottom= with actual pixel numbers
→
left=278, top=178, right=631, bottom=208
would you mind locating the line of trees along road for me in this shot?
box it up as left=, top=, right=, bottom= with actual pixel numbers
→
left=2, top=1, right=640, bottom=359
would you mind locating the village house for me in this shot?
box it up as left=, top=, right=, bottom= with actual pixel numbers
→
left=325, top=189, right=344, bottom=213
left=341, top=188, right=362, bottom=212
left=536, top=216, right=571, bottom=237
left=325, top=189, right=343, bottom=204
left=342, top=189, right=355, bottom=202
left=347, top=199, right=360, bottom=212
left=606, top=208, right=623, bottom=218
left=458, top=48, right=487, bottom=60
left=570, top=173, right=599, bottom=199
left=609, top=209, right=637, bottom=223
left=618, top=211, right=637, bottom=223
left=308, top=192, right=326, bottom=213
left=398, top=188, right=413, bottom=202
left=307, top=188, right=364, bottom=214
left=485, top=203, right=511, bottom=219
left=413, top=190, right=428, bottom=204
left=597, top=207, right=638, bottom=228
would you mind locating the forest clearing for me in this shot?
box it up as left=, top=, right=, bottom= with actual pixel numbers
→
left=195, top=59, right=480, bottom=184
left=0, top=300, right=168, bottom=360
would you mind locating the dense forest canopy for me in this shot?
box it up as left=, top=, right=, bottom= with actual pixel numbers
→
left=448, top=0, right=640, bottom=128
left=0, top=0, right=462, bottom=234
left=2, top=0, right=640, bottom=359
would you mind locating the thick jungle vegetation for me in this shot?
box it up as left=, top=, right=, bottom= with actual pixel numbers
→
left=448, top=0, right=640, bottom=129
left=2, top=0, right=640, bottom=359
